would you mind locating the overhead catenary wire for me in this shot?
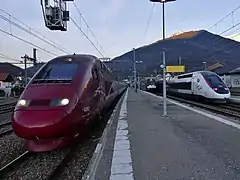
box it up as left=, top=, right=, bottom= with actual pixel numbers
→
left=197, top=21, right=240, bottom=61
left=179, top=5, right=240, bottom=65
left=73, top=2, right=107, bottom=56
left=0, top=9, right=71, bottom=54
left=71, top=2, right=107, bottom=57
left=144, top=3, right=155, bottom=38
left=219, top=21, right=240, bottom=36
left=208, top=5, right=240, bottom=31
left=195, top=4, right=240, bottom=61
left=70, top=17, right=104, bottom=57
left=0, top=27, right=57, bottom=56
left=0, top=53, right=21, bottom=62
left=167, top=25, right=240, bottom=67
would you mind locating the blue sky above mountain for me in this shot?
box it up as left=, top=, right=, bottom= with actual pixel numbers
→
left=0, top=0, right=240, bottom=69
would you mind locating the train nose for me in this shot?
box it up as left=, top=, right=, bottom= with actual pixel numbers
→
left=12, top=110, right=68, bottom=139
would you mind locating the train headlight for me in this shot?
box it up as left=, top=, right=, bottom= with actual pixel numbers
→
left=50, top=98, right=70, bottom=106
left=60, top=99, right=69, bottom=106
left=17, top=99, right=29, bottom=107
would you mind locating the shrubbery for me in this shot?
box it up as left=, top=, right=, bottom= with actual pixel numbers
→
left=11, top=86, right=25, bottom=96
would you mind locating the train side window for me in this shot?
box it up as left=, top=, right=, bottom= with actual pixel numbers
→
left=93, top=69, right=99, bottom=80
left=100, top=61, right=103, bottom=69
left=110, top=87, right=114, bottom=94
left=92, top=69, right=97, bottom=80
left=178, top=74, right=193, bottom=79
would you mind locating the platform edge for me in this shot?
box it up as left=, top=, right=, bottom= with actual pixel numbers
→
left=81, top=89, right=127, bottom=180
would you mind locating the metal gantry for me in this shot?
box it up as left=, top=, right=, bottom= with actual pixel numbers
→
left=41, top=0, right=74, bottom=31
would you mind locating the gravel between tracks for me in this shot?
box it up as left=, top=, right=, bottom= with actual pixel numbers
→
left=0, top=113, right=13, bottom=135
left=2, top=149, right=70, bottom=180
left=0, top=125, right=11, bottom=134
left=53, top=95, right=121, bottom=180
left=0, top=118, right=113, bottom=180
left=54, top=127, right=105, bottom=179
left=0, top=134, right=25, bottom=168
left=0, top=98, right=18, bottom=104
left=0, top=113, right=12, bottom=124
left=0, top=93, right=123, bottom=179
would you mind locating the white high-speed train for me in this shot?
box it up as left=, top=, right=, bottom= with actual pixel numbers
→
left=156, top=71, right=230, bottom=103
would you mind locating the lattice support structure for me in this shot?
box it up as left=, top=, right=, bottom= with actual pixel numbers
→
left=41, top=0, right=73, bottom=31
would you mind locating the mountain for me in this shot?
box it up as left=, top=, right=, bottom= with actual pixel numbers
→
left=0, top=62, right=24, bottom=77
left=26, top=63, right=45, bottom=77
left=226, top=34, right=240, bottom=42
left=106, top=30, right=240, bottom=78
left=0, top=62, right=46, bottom=78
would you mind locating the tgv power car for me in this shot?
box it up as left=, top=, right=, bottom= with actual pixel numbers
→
left=12, top=54, right=126, bottom=152
left=156, top=71, right=230, bottom=103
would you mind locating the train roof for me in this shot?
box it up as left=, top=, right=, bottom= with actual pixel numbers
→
left=49, top=54, right=114, bottom=76
left=174, top=71, right=217, bottom=77
left=50, top=54, right=98, bottom=64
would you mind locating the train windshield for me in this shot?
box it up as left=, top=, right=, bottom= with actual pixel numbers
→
left=201, top=72, right=229, bottom=94
left=32, top=60, right=79, bottom=84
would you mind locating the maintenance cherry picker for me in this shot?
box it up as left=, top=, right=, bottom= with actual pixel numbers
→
left=41, top=0, right=73, bottom=31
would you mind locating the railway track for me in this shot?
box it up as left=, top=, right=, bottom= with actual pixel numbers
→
left=0, top=93, right=124, bottom=179
left=0, top=101, right=16, bottom=114
left=0, top=145, right=80, bottom=179
left=0, top=151, right=30, bottom=174
left=165, top=95, right=240, bottom=119
left=46, top=144, right=80, bottom=180
left=0, top=121, right=12, bottom=137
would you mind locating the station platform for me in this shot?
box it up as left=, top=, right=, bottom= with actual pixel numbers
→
left=83, top=88, right=240, bottom=180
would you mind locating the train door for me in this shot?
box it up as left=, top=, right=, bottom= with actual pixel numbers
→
left=192, top=73, right=202, bottom=96
left=191, top=74, right=196, bottom=95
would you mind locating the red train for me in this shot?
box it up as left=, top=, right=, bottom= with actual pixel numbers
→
left=12, top=54, right=126, bottom=152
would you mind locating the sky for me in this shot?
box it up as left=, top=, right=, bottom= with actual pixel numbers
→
left=0, top=0, right=240, bottom=68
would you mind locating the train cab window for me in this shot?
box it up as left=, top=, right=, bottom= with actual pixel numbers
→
left=201, top=72, right=229, bottom=94
left=32, top=60, right=79, bottom=84
left=203, top=74, right=227, bottom=88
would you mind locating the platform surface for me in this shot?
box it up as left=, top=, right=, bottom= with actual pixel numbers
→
left=91, top=88, right=240, bottom=180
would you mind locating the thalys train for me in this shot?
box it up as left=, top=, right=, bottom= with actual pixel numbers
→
left=154, top=71, right=230, bottom=103
left=12, top=54, right=126, bottom=152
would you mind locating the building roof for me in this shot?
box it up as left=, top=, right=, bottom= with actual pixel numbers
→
left=207, top=62, right=224, bottom=71
left=0, top=73, right=15, bottom=82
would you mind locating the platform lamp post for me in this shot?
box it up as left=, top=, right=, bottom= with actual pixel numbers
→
left=133, top=48, right=143, bottom=92
left=99, top=57, right=111, bottom=62
left=149, top=0, right=176, bottom=116
left=202, top=61, right=207, bottom=70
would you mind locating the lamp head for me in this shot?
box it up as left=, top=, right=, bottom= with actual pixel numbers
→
left=149, top=0, right=176, bottom=3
